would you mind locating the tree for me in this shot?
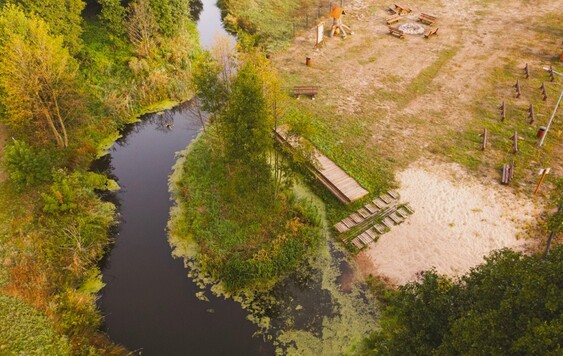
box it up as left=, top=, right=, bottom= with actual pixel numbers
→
left=0, top=5, right=82, bottom=148
left=127, top=0, right=159, bottom=58
left=98, top=0, right=127, bottom=38
left=12, top=0, right=85, bottom=54
left=220, top=62, right=272, bottom=182
left=149, top=0, right=189, bottom=37
left=360, top=247, right=563, bottom=355
left=544, top=178, right=562, bottom=257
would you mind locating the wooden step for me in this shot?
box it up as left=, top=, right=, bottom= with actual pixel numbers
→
left=351, top=237, right=364, bottom=249
left=387, top=190, right=400, bottom=200
left=358, top=232, right=373, bottom=245
left=365, top=227, right=377, bottom=239
left=364, top=203, right=378, bottom=214
left=342, top=217, right=355, bottom=227
left=373, top=199, right=386, bottom=209
left=358, top=208, right=371, bottom=219
left=350, top=213, right=364, bottom=224
left=334, top=222, right=349, bottom=233
left=380, top=195, right=392, bottom=204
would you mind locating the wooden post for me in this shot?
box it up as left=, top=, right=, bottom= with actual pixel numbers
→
left=500, top=100, right=506, bottom=121
left=549, top=65, right=555, bottom=82
left=528, top=103, right=535, bottom=124
left=482, top=128, right=487, bottom=150
left=306, top=14, right=309, bottom=27
left=534, top=168, right=550, bottom=194
left=541, top=82, right=548, bottom=101
left=515, top=79, right=521, bottom=98
left=510, top=159, right=515, bottom=180
left=525, top=63, right=530, bottom=79
left=512, top=131, right=518, bottom=153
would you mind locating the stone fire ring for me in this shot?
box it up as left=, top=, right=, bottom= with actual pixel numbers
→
left=398, top=23, right=425, bottom=35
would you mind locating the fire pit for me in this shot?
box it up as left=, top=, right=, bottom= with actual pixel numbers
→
left=398, top=23, right=425, bottom=35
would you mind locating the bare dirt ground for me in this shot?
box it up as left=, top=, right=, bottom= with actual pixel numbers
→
left=273, top=0, right=562, bottom=284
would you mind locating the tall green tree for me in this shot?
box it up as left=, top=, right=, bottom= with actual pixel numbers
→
left=11, top=0, right=85, bottom=54
left=98, top=0, right=127, bottom=38
left=361, top=246, right=563, bottom=355
left=220, top=62, right=273, bottom=183
left=0, top=5, right=82, bottom=148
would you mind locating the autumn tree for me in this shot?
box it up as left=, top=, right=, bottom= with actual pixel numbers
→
left=0, top=5, right=82, bottom=148
left=11, top=0, right=85, bottom=54
left=127, top=0, right=159, bottom=57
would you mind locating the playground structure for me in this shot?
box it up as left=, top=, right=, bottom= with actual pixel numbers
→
left=329, top=6, right=352, bottom=38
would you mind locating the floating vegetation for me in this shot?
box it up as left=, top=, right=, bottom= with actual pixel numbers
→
left=169, top=145, right=379, bottom=354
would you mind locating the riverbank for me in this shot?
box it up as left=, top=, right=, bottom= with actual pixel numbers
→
left=169, top=132, right=379, bottom=354
left=0, top=1, right=201, bottom=352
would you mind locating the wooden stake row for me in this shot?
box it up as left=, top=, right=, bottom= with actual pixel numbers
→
left=515, top=79, right=521, bottom=98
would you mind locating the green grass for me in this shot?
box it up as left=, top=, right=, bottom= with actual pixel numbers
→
left=169, top=131, right=323, bottom=291
left=442, top=60, right=562, bottom=188
left=0, top=295, right=71, bottom=354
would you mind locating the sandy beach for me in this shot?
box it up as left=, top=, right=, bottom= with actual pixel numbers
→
left=359, top=159, right=539, bottom=285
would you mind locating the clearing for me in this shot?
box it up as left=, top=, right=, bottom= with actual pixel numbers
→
left=273, top=0, right=562, bottom=283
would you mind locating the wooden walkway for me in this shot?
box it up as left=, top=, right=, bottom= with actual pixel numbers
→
left=333, top=191, right=414, bottom=250
left=275, top=126, right=369, bottom=204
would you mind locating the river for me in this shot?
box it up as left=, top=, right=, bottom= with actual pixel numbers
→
left=95, top=1, right=272, bottom=354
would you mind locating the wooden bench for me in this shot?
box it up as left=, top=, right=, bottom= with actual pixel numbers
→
left=419, top=13, right=437, bottom=25
left=293, top=86, right=319, bottom=99
left=394, top=3, right=412, bottom=15
left=388, top=26, right=405, bottom=39
left=424, top=27, right=439, bottom=38
left=385, top=14, right=401, bottom=25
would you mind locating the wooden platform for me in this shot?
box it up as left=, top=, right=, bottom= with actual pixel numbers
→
left=275, top=126, right=369, bottom=204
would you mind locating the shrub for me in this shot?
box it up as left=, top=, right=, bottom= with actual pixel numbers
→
left=3, top=139, right=52, bottom=186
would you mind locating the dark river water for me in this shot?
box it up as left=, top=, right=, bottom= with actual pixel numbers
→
left=95, top=1, right=272, bottom=354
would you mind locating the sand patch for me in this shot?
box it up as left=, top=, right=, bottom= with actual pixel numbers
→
left=360, top=159, right=539, bottom=285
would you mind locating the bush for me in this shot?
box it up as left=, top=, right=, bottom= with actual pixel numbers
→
left=3, top=139, right=52, bottom=186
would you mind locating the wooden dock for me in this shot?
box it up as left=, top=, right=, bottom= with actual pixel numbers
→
left=275, top=126, right=369, bottom=204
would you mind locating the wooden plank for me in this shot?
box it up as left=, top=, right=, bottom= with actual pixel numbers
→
left=342, top=217, right=355, bottom=227
left=358, top=233, right=372, bottom=245
left=358, top=208, right=371, bottom=219
left=365, top=228, right=377, bottom=239
left=396, top=207, right=408, bottom=218
left=351, top=237, right=364, bottom=249
left=364, top=203, right=378, bottom=214
left=373, top=199, right=386, bottom=209
left=334, top=222, right=349, bottom=233
left=387, top=190, right=400, bottom=200
left=380, top=195, right=392, bottom=204
left=350, top=213, right=364, bottom=224
left=275, top=126, right=368, bottom=204
left=389, top=212, right=404, bottom=224
left=404, top=203, right=414, bottom=214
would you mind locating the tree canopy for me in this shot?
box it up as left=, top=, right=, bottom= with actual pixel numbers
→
left=11, top=0, right=85, bottom=53
left=0, top=4, right=82, bottom=148
left=361, top=246, right=563, bottom=355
